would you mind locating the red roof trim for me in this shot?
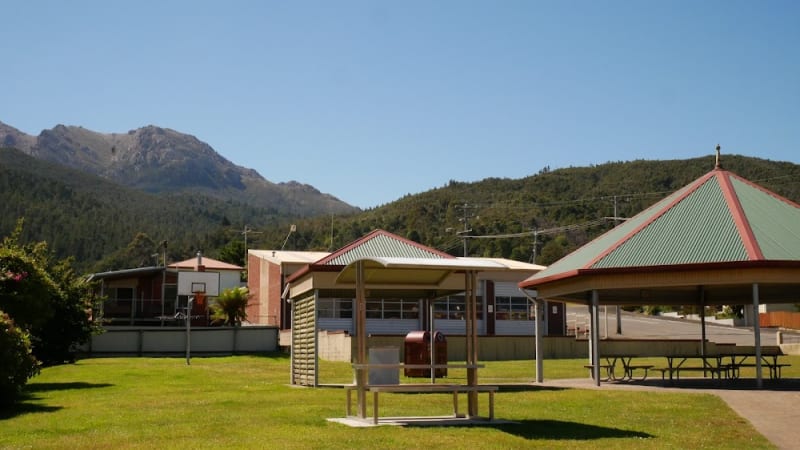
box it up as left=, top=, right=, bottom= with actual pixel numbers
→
left=520, top=259, right=800, bottom=289
left=583, top=170, right=717, bottom=269
left=519, top=269, right=582, bottom=288
left=716, top=170, right=764, bottom=261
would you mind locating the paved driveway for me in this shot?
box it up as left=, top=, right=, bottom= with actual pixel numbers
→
left=544, top=377, right=800, bottom=450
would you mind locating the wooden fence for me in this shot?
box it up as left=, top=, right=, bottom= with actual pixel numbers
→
left=760, top=312, right=800, bottom=330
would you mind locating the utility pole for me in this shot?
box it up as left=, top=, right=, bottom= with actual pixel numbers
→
left=455, top=202, right=477, bottom=257
left=530, top=229, right=539, bottom=264
left=611, top=196, right=623, bottom=334
left=242, top=225, right=262, bottom=269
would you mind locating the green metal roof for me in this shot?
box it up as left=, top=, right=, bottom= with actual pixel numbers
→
left=522, top=167, right=800, bottom=286
left=732, top=176, right=800, bottom=260
left=317, top=229, right=454, bottom=267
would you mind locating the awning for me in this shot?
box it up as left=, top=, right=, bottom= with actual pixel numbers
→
left=335, top=257, right=507, bottom=286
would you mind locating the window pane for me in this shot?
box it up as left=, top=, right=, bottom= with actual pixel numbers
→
left=495, top=296, right=510, bottom=320
left=337, top=299, right=352, bottom=319
left=402, top=301, right=419, bottom=319
left=318, top=298, right=334, bottom=318
left=433, top=301, right=447, bottom=319
left=383, top=299, right=402, bottom=319
left=449, top=297, right=465, bottom=320
left=366, top=300, right=382, bottom=319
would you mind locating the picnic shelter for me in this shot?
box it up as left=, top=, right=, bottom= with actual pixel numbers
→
left=520, top=151, right=800, bottom=387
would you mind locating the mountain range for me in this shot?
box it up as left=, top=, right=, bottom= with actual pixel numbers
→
left=0, top=121, right=357, bottom=217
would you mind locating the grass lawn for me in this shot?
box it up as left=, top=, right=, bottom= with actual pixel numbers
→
left=0, top=354, right=781, bottom=449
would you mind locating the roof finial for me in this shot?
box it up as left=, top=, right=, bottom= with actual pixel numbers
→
left=715, top=144, right=722, bottom=169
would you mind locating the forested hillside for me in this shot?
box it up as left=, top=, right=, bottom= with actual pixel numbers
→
left=254, top=154, right=800, bottom=265
left=2, top=149, right=798, bottom=273
left=0, top=148, right=285, bottom=272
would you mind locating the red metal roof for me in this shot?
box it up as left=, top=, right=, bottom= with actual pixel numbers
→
left=169, top=256, right=243, bottom=271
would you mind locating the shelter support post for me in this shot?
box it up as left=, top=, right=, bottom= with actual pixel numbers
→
left=699, top=286, right=707, bottom=358
left=753, top=283, right=763, bottom=388
left=466, top=271, right=479, bottom=416
left=355, top=261, right=368, bottom=418
left=534, top=298, right=544, bottom=383
left=590, top=290, right=600, bottom=386
left=428, top=298, right=436, bottom=384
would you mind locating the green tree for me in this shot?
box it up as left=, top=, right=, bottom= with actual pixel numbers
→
left=0, top=311, right=39, bottom=405
left=29, top=253, right=101, bottom=366
left=0, top=247, right=58, bottom=331
left=1, top=219, right=101, bottom=370
left=210, top=287, right=250, bottom=326
left=218, top=239, right=244, bottom=268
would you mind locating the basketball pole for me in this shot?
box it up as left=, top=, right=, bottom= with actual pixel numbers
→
left=186, top=295, right=194, bottom=365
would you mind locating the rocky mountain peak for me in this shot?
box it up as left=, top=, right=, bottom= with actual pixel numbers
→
left=0, top=120, right=358, bottom=216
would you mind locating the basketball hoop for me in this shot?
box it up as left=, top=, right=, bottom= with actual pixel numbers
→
left=177, top=272, right=218, bottom=367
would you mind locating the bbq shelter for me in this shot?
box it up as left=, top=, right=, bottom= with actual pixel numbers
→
left=520, top=156, right=800, bottom=387
left=285, top=230, right=510, bottom=422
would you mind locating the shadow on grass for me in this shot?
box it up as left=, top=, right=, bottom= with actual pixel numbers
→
left=494, top=384, right=569, bottom=392
left=0, top=382, right=114, bottom=421
left=495, top=419, right=653, bottom=441
left=0, top=400, right=62, bottom=420
left=236, top=352, right=290, bottom=361
left=25, top=382, right=114, bottom=393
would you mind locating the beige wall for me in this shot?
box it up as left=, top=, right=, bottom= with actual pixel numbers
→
left=82, top=326, right=279, bottom=355
left=313, top=334, right=586, bottom=362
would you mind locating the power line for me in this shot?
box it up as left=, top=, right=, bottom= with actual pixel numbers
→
left=465, top=217, right=613, bottom=240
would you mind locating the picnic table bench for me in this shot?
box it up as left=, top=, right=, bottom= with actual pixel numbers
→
left=584, top=361, right=616, bottom=381
left=585, top=357, right=653, bottom=381
left=347, top=363, right=497, bottom=424
left=593, top=349, right=791, bottom=385
left=719, top=352, right=791, bottom=380
left=344, top=383, right=498, bottom=424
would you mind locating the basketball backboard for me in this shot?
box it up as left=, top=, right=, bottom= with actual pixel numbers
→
left=177, top=271, right=220, bottom=296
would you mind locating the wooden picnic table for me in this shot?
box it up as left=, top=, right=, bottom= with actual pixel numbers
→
left=608, top=352, right=791, bottom=384
left=347, top=363, right=497, bottom=424
left=662, top=355, right=727, bottom=382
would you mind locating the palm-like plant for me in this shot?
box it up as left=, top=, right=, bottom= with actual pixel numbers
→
left=210, top=287, right=250, bottom=326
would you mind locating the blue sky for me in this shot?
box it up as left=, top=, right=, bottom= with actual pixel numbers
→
left=2, top=1, right=799, bottom=209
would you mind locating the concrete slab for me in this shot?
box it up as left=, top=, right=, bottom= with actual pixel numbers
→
left=328, top=416, right=516, bottom=428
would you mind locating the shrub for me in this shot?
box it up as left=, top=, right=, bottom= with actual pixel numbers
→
left=210, top=287, right=250, bottom=326
left=0, top=310, right=39, bottom=405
